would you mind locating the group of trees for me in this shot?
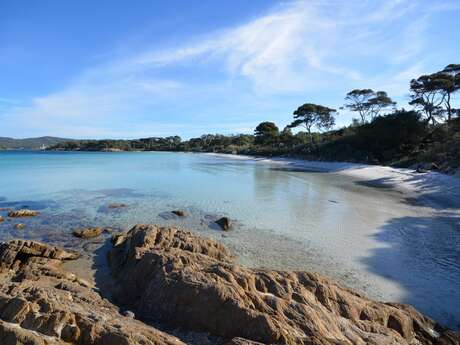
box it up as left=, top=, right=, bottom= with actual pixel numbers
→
left=409, top=64, right=460, bottom=124
left=49, top=63, right=459, bottom=172
left=252, top=64, right=459, bottom=147
left=253, top=90, right=397, bottom=147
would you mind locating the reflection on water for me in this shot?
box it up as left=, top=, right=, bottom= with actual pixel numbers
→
left=0, top=151, right=459, bottom=329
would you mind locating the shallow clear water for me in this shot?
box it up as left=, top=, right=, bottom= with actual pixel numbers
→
left=0, top=151, right=459, bottom=329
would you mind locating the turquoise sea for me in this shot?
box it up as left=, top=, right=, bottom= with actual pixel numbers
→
left=0, top=151, right=459, bottom=329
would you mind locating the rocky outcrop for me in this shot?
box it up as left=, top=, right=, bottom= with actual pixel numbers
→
left=0, top=239, right=184, bottom=345
left=7, top=210, right=39, bottom=217
left=0, top=240, right=80, bottom=270
left=109, top=224, right=460, bottom=345
left=72, top=227, right=104, bottom=239
left=171, top=210, right=187, bottom=217
left=215, top=216, right=231, bottom=230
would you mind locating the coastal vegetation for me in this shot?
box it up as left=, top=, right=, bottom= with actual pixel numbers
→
left=47, top=64, right=460, bottom=174
left=0, top=136, right=72, bottom=150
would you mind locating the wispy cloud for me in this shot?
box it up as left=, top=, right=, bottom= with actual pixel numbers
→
left=2, top=0, right=456, bottom=137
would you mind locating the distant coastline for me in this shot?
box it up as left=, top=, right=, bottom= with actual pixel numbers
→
left=3, top=115, right=460, bottom=176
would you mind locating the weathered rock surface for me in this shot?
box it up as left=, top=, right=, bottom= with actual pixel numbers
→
left=0, top=239, right=184, bottom=345
left=109, top=224, right=460, bottom=345
left=7, top=209, right=39, bottom=217
left=171, top=210, right=187, bottom=217
left=72, top=227, right=104, bottom=239
left=215, top=216, right=232, bottom=230
left=0, top=240, right=80, bottom=270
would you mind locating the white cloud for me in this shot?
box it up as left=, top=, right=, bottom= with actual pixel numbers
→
left=2, top=0, right=456, bottom=138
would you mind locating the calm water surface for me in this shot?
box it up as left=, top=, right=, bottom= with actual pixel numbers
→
left=0, top=151, right=459, bottom=329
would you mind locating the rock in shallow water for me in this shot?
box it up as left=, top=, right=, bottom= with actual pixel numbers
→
left=171, top=210, right=187, bottom=217
left=108, top=203, right=128, bottom=209
left=109, top=224, right=460, bottom=345
left=72, top=227, right=104, bottom=239
left=215, top=216, right=232, bottom=230
left=7, top=209, right=39, bottom=217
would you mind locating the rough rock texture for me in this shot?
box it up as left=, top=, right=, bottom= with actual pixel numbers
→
left=0, top=239, right=184, bottom=345
left=0, top=216, right=4, bottom=222
left=7, top=210, right=39, bottom=217
left=215, top=217, right=231, bottom=230
left=0, top=240, right=80, bottom=270
left=72, top=227, right=104, bottom=239
left=171, top=210, right=187, bottom=217
left=109, top=224, right=460, bottom=345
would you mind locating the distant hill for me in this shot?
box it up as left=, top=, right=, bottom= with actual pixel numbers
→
left=0, top=136, right=74, bottom=150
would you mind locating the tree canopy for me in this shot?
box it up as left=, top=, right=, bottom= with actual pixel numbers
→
left=409, top=65, right=460, bottom=124
left=288, top=103, right=336, bottom=143
left=254, top=121, right=279, bottom=145
left=344, top=89, right=396, bottom=123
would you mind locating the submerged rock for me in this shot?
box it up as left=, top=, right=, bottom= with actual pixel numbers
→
left=7, top=209, right=39, bottom=217
left=109, top=224, right=460, bottom=345
left=0, top=239, right=184, bottom=345
left=215, top=216, right=231, bottom=230
left=171, top=210, right=187, bottom=217
left=0, top=216, right=4, bottom=222
left=72, top=227, right=104, bottom=239
left=108, top=203, right=128, bottom=209
left=14, top=223, right=25, bottom=230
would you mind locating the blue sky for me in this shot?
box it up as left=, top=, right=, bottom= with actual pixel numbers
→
left=1, top=0, right=459, bottom=139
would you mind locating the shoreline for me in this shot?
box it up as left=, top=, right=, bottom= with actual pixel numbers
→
left=206, top=152, right=460, bottom=211
left=1, top=150, right=460, bottom=330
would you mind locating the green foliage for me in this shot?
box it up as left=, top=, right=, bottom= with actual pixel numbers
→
left=254, top=122, right=279, bottom=145
left=409, top=64, right=460, bottom=124
left=344, top=89, right=396, bottom=123
left=0, top=136, right=73, bottom=150
left=288, top=103, right=336, bottom=145
left=354, top=110, right=427, bottom=161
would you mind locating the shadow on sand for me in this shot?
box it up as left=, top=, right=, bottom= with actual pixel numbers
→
left=355, top=173, right=460, bottom=210
left=362, top=214, right=460, bottom=330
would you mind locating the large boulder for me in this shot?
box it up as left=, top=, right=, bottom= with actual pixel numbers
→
left=109, top=224, right=460, bottom=345
left=0, top=240, right=184, bottom=345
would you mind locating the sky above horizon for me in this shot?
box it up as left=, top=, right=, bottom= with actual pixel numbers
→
left=1, top=0, right=459, bottom=139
